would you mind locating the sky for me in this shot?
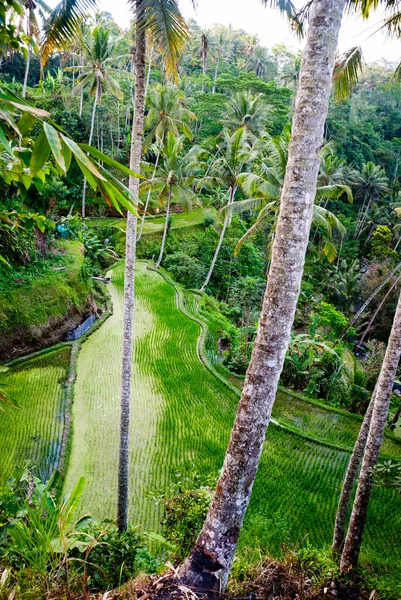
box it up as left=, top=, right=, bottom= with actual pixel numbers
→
left=49, top=0, right=400, bottom=64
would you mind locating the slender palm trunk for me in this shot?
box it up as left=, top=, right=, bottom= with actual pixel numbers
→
left=82, top=84, right=99, bottom=218
left=117, top=23, right=146, bottom=534
left=22, top=44, right=31, bottom=98
left=340, top=261, right=401, bottom=341
left=359, top=272, right=401, bottom=344
left=332, top=392, right=375, bottom=554
left=179, top=0, right=346, bottom=593
left=145, top=45, right=154, bottom=95
left=212, top=55, right=220, bottom=93
left=137, top=150, right=160, bottom=242
left=155, top=185, right=172, bottom=268
left=79, top=54, right=84, bottom=118
left=341, top=288, right=401, bottom=570
left=200, top=185, right=236, bottom=292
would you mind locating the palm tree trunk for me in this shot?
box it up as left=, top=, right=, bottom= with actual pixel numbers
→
left=22, top=45, right=31, bottom=98
left=341, top=288, right=401, bottom=571
left=81, top=84, right=99, bottom=218
left=145, top=45, right=154, bottom=95
left=212, top=55, right=220, bottom=93
left=117, top=22, right=146, bottom=534
left=155, top=185, right=172, bottom=268
left=79, top=53, right=84, bottom=118
left=332, top=391, right=375, bottom=554
left=359, top=272, right=401, bottom=344
left=340, top=261, right=401, bottom=341
left=137, top=150, right=160, bottom=242
left=179, top=0, right=346, bottom=592
left=200, top=186, right=235, bottom=292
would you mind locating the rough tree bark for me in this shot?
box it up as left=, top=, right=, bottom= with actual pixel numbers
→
left=332, top=391, right=375, bottom=554
left=200, top=185, right=236, bottom=292
left=340, top=289, right=401, bottom=570
left=116, top=21, right=146, bottom=533
left=179, top=0, right=347, bottom=593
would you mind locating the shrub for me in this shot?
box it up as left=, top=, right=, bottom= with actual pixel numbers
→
left=163, top=251, right=206, bottom=289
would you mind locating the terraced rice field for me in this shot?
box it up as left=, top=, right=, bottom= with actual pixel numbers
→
left=0, top=347, right=71, bottom=484
left=64, top=262, right=401, bottom=571
left=64, top=261, right=238, bottom=530
left=87, top=207, right=212, bottom=235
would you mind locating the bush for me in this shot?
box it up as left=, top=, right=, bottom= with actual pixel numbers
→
left=159, top=474, right=213, bottom=559
left=163, top=251, right=206, bottom=289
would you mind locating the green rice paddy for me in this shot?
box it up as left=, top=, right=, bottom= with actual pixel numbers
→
left=63, top=262, right=401, bottom=569
left=0, top=347, right=71, bottom=483
left=2, top=261, right=400, bottom=574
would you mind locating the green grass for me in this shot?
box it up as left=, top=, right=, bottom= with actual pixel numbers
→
left=64, top=262, right=401, bottom=576
left=87, top=207, right=212, bottom=236
left=0, top=347, right=71, bottom=484
left=0, top=240, right=91, bottom=355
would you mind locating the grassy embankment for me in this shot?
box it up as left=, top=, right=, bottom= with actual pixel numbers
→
left=0, top=240, right=91, bottom=359
left=64, top=261, right=401, bottom=577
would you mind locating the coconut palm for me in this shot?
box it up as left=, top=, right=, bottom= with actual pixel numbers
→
left=178, top=0, right=346, bottom=593
left=20, top=0, right=51, bottom=97
left=144, top=133, right=196, bottom=268
left=231, top=127, right=352, bottom=262
left=198, top=127, right=259, bottom=291
left=66, top=25, right=131, bottom=217
left=341, top=288, right=401, bottom=570
left=117, top=0, right=190, bottom=533
left=138, top=85, right=196, bottom=240
left=352, top=162, right=389, bottom=238
left=223, top=90, right=271, bottom=137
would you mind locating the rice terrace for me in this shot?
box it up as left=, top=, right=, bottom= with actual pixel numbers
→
left=2, top=0, right=401, bottom=597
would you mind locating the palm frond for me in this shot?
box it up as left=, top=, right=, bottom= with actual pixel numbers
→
left=135, top=0, right=189, bottom=80
left=40, top=0, right=98, bottom=66
left=333, top=46, right=364, bottom=101
left=315, top=184, right=353, bottom=204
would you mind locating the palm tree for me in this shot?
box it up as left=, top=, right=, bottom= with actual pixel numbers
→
left=66, top=25, right=130, bottom=217
left=144, top=133, right=196, bottom=268
left=16, top=0, right=98, bottom=96
left=199, top=127, right=259, bottom=292
left=340, top=288, right=401, bottom=570
left=231, top=128, right=352, bottom=262
left=178, top=0, right=346, bottom=592
left=138, top=85, right=196, bottom=240
left=332, top=391, right=375, bottom=554
left=117, top=0, right=190, bottom=533
left=352, top=162, right=389, bottom=238
left=223, top=90, right=271, bottom=137
left=20, top=0, right=51, bottom=98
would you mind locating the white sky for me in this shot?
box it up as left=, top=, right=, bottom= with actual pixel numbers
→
left=50, top=0, right=401, bottom=64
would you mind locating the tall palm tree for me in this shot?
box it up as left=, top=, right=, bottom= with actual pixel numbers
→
left=352, top=162, right=389, bottom=238
left=20, top=0, right=51, bottom=98
left=178, top=0, right=346, bottom=593
left=117, top=0, right=190, bottom=533
left=16, top=0, right=98, bottom=96
left=144, top=132, right=196, bottom=268
left=199, top=127, right=259, bottom=291
left=231, top=128, right=352, bottom=262
left=223, top=90, right=271, bottom=137
left=340, top=288, right=401, bottom=570
left=66, top=25, right=130, bottom=217
left=138, top=85, right=196, bottom=240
